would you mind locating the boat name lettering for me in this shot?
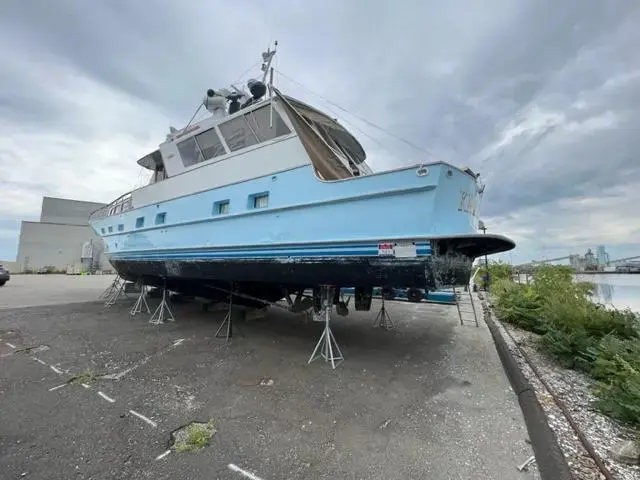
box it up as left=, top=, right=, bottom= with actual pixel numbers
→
left=458, top=190, right=477, bottom=216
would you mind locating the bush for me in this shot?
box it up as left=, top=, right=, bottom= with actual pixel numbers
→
left=490, top=264, right=640, bottom=428
left=492, top=280, right=546, bottom=334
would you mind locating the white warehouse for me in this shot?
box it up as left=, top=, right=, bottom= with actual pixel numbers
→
left=16, top=196, right=110, bottom=273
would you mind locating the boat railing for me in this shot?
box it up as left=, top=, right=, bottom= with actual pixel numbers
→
left=89, top=192, right=133, bottom=221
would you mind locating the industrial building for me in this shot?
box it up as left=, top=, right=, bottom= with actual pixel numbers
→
left=15, top=196, right=111, bottom=273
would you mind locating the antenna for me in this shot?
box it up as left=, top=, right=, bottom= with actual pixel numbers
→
left=261, top=40, right=278, bottom=84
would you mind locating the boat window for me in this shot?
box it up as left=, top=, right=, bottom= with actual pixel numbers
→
left=155, top=213, right=166, bottom=225
left=108, top=226, right=113, bottom=233
left=177, top=137, right=202, bottom=168
left=244, top=105, right=291, bottom=142
left=117, top=224, right=124, bottom=232
left=195, top=128, right=226, bottom=161
left=213, top=200, right=230, bottom=215
left=249, top=192, right=269, bottom=209
left=101, top=227, right=106, bottom=234
left=135, top=217, right=145, bottom=229
left=218, top=115, right=259, bottom=152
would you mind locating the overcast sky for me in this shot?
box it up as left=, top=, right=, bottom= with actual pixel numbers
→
left=1, top=0, right=639, bottom=265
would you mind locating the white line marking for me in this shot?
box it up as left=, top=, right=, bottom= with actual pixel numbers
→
left=49, top=383, right=68, bottom=392
left=50, top=365, right=63, bottom=374
left=228, top=464, right=265, bottom=480
left=81, top=383, right=91, bottom=389
left=6, top=342, right=16, bottom=349
left=98, top=391, right=115, bottom=403
left=155, top=449, right=171, bottom=460
left=34, top=358, right=47, bottom=365
left=102, top=338, right=188, bottom=380
left=129, top=410, right=157, bottom=427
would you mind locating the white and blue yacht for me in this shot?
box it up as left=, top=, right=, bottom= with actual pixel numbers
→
left=89, top=45, right=515, bottom=313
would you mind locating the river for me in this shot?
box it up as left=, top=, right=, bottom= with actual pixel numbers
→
left=574, top=273, right=640, bottom=313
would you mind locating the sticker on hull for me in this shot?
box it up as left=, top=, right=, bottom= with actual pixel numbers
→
left=378, top=241, right=417, bottom=258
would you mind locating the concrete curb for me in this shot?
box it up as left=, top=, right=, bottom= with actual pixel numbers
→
left=482, top=302, right=574, bottom=480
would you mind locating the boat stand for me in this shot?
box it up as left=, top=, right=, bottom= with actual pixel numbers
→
left=150, top=279, right=175, bottom=324
left=130, top=281, right=150, bottom=316
left=308, top=286, right=344, bottom=369
left=104, top=276, right=127, bottom=308
left=100, top=275, right=122, bottom=300
left=373, top=297, right=394, bottom=330
left=215, top=288, right=244, bottom=343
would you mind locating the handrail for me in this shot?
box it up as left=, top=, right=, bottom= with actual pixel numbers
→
left=89, top=191, right=134, bottom=221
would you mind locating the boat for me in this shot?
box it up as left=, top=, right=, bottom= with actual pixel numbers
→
left=88, top=43, right=515, bottom=315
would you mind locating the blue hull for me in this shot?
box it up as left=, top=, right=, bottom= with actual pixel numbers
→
left=90, top=162, right=514, bottom=302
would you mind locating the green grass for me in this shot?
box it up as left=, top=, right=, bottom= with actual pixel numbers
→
left=70, top=369, right=98, bottom=385
left=489, top=265, right=640, bottom=429
left=173, top=420, right=216, bottom=453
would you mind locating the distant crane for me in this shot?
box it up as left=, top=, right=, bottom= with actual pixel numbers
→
left=531, top=256, right=571, bottom=264
left=608, top=255, right=640, bottom=265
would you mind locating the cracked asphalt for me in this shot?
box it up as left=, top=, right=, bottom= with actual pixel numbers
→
left=0, top=275, right=540, bottom=479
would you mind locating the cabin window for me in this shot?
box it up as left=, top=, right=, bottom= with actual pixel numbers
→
left=101, top=227, right=106, bottom=234
left=195, top=128, right=226, bottom=161
left=244, top=105, right=291, bottom=142
left=218, top=116, right=259, bottom=152
left=108, top=226, right=113, bottom=233
left=177, top=137, right=202, bottom=168
left=249, top=192, right=269, bottom=209
left=135, top=217, right=145, bottom=228
left=117, top=224, right=124, bottom=232
left=155, top=213, right=166, bottom=225
left=213, top=200, right=230, bottom=215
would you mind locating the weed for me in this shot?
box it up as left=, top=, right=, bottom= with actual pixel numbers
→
left=70, top=369, right=98, bottom=385
left=173, top=420, right=216, bottom=453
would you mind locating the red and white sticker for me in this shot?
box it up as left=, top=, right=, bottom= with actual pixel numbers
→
left=378, top=242, right=394, bottom=256
left=378, top=241, right=418, bottom=258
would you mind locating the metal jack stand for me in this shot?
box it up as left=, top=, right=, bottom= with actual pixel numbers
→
left=130, top=281, right=150, bottom=316
left=104, top=276, right=126, bottom=308
left=215, top=287, right=244, bottom=343
left=99, top=276, right=120, bottom=299
left=149, top=279, right=174, bottom=325
left=373, top=297, right=394, bottom=330
left=308, top=286, right=344, bottom=369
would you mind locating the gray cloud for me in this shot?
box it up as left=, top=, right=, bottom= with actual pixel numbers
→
left=0, top=0, right=639, bottom=263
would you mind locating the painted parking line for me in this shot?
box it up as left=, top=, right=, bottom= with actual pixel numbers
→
left=129, top=409, right=157, bottom=428
left=155, top=449, right=172, bottom=461
left=228, top=463, right=265, bottom=480
left=97, top=391, right=116, bottom=403
left=48, top=383, right=68, bottom=392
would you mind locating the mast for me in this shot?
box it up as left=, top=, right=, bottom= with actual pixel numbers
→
left=261, top=41, right=277, bottom=85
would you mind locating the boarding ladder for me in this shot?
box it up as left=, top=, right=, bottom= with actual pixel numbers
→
left=453, top=285, right=479, bottom=327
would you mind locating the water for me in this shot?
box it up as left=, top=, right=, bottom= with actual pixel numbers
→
left=574, top=273, right=640, bottom=313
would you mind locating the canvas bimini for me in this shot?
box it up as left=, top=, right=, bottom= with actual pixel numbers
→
left=89, top=43, right=515, bottom=323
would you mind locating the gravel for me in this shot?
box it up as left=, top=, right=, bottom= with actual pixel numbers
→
left=483, top=299, right=640, bottom=480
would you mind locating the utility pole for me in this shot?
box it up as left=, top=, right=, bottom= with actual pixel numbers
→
left=478, top=220, right=489, bottom=291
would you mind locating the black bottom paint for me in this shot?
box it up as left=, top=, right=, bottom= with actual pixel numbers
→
left=110, top=252, right=474, bottom=308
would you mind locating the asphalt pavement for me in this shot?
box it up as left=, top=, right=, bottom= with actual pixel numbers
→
left=0, top=275, right=540, bottom=479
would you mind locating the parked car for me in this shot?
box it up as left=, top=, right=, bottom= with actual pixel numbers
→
left=0, top=264, right=10, bottom=286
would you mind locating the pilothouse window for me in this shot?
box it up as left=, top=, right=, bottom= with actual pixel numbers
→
left=245, top=105, right=291, bottom=141
left=195, top=128, right=226, bottom=161
left=177, top=137, right=202, bottom=167
left=219, top=104, right=291, bottom=152
left=218, top=115, right=259, bottom=152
